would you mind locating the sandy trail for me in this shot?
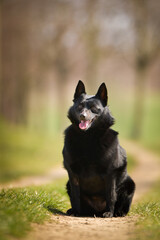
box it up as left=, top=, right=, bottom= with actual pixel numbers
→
left=0, top=166, right=67, bottom=190
left=24, top=140, right=160, bottom=240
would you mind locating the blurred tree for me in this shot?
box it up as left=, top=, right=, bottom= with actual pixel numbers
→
left=0, top=0, right=31, bottom=124
left=83, top=0, right=101, bottom=91
left=129, top=0, right=160, bottom=138
left=0, top=0, right=1, bottom=107
left=52, top=20, right=71, bottom=129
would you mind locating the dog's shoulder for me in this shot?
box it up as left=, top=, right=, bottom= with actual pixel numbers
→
left=63, top=125, right=80, bottom=152
left=64, top=125, right=72, bottom=137
left=119, top=145, right=127, bottom=159
left=101, top=129, right=127, bottom=168
left=64, top=125, right=77, bottom=141
left=101, top=128, right=119, bottom=147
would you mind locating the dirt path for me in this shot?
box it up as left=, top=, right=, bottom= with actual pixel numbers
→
left=0, top=166, right=67, bottom=190
left=21, top=140, right=160, bottom=240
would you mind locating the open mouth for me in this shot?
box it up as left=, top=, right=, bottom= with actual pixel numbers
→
left=79, top=119, right=93, bottom=130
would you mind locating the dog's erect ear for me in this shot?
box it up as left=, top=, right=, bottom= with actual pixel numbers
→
left=96, top=83, right=108, bottom=106
left=74, top=80, right=86, bottom=100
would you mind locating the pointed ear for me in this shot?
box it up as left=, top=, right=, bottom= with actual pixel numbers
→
left=96, top=83, right=108, bottom=106
left=74, top=80, right=86, bottom=100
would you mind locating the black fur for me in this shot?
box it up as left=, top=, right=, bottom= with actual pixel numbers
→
left=63, top=81, right=135, bottom=217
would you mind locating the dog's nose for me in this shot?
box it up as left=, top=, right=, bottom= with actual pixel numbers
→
left=80, top=111, right=87, bottom=120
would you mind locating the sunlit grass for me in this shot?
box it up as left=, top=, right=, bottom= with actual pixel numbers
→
left=0, top=177, right=69, bottom=240
left=130, top=180, right=160, bottom=240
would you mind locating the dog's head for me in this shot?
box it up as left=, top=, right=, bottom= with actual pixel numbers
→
left=68, top=80, right=114, bottom=131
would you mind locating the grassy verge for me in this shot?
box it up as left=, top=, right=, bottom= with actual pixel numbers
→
left=130, top=180, right=160, bottom=240
left=0, top=177, right=70, bottom=240
left=0, top=120, right=63, bottom=183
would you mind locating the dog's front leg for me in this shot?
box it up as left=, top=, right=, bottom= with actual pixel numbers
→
left=103, top=174, right=117, bottom=218
left=67, top=173, right=81, bottom=216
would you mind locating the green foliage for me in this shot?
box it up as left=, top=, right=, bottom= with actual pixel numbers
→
left=0, top=178, right=69, bottom=240
left=0, top=120, right=63, bottom=182
left=130, top=180, right=160, bottom=240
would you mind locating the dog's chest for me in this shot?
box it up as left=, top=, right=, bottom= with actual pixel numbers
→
left=78, top=163, right=106, bottom=194
left=70, top=153, right=107, bottom=194
left=68, top=134, right=109, bottom=194
left=69, top=136, right=107, bottom=173
left=71, top=135, right=102, bottom=159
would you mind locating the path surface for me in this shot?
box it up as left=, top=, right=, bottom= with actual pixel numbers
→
left=0, top=166, right=67, bottom=190
left=24, top=140, right=160, bottom=240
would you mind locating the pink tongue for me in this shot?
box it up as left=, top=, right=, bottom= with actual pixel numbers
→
left=79, top=120, right=90, bottom=130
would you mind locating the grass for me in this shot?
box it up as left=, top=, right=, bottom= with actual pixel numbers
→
left=130, top=180, right=160, bottom=240
left=0, top=177, right=69, bottom=240
left=0, top=120, right=63, bottom=183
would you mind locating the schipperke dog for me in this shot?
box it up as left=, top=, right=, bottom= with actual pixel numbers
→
left=63, top=80, right=135, bottom=218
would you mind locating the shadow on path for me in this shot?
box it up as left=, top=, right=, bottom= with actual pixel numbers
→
left=47, top=205, right=66, bottom=216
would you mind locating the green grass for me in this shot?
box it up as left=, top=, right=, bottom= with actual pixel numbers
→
left=0, top=120, right=63, bottom=183
left=130, top=180, right=160, bottom=240
left=0, top=177, right=69, bottom=240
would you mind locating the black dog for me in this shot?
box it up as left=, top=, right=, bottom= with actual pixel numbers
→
left=63, top=81, right=135, bottom=217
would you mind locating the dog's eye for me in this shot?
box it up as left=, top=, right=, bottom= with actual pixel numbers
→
left=78, top=104, right=84, bottom=111
left=91, top=106, right=98, bottom=113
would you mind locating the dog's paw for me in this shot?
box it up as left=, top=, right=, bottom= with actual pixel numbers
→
left=114, top=211, right=127, bottom=217
left=66, top=208, right=80, bottom=217
left=103, top=212, right=113, bottom=218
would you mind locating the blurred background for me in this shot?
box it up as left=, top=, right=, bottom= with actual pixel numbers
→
left=0, top=0, right=160, bottom=183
